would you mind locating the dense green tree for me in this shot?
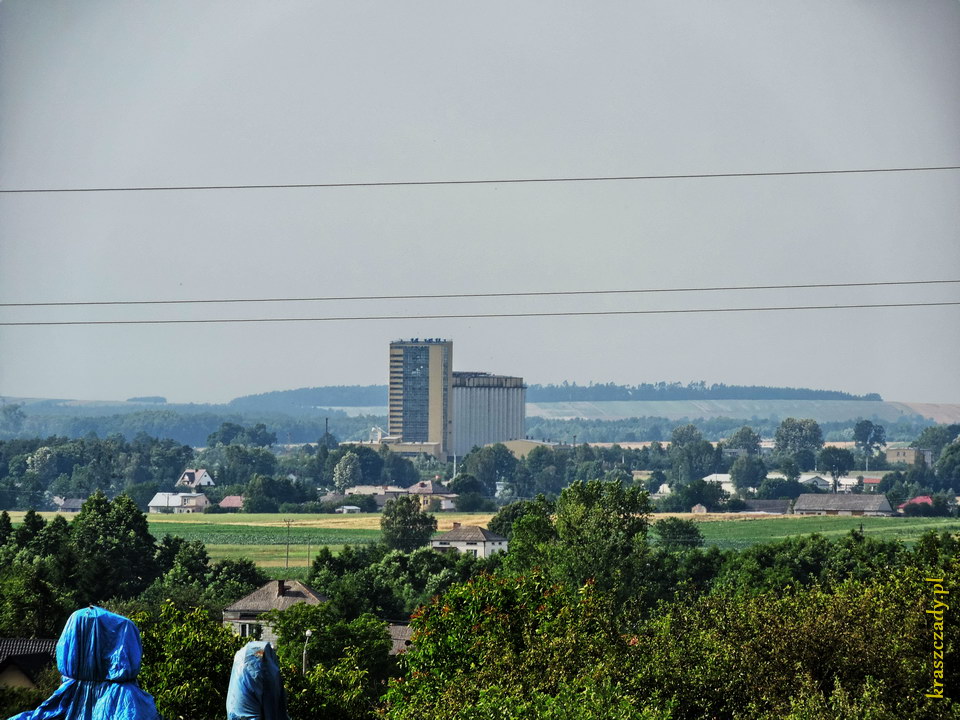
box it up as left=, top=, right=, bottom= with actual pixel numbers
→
left=853, top=420, right=886, bottom=470
left=452, top=492, right=496, bottom=512
left=462, top=443, right=519, bottom=496
left=447, top=473, right=483, bottom=496
left=262, top=601, right=392, bottom=683
left=669, top=439, right=719, bottom=485
left=775, top=418, right=824, bottom=461
left=935, top=442, right=960, bottom=491
left=818, top=447, right=856, bottom=492
left=0, top=404, right=26, bottom=436
left=383, top=571, right=634, bottom=720
left=912, top=424, right=960, bottom=461
left=33, top=514, right=71, bottom=557
left=13, top=508, right=46, bottom=548
left=507, top=479, right=652, bottom=604
left=725, top=425, right=762, bottom=455
left=652, top=517, right=704, bottom=550
left=206, top=558, right=268, bottom=598
left=333, top=452, right=363, bottom=492
left=670, top=423, right=703, bottom=449
left=756, top=476, right=806, bottom=500
left=729, top=455, right=767, bottom=493
left=381, top=496, right=437, bottom=552
left=378, top=446, right=420, bottom=487
left=488, top=496, right=555, bottom=539
left=134, top=602, right=244, bottom=720
left=0, top=561, right=75, bottom=638
left=658, top=478, right=728, bottom=512
left=0, top=510, right=12, bottom=545
left=69, top=491, right=158, bottom=604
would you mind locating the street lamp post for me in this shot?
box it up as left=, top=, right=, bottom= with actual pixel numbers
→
left=302, top=629, right=313, bottom=675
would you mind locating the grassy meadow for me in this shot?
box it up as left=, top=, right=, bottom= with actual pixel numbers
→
left=10, top=510, right=960, bottom=566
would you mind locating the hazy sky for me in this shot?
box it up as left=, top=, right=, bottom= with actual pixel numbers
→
left=2, top=1, right=959, bottom=405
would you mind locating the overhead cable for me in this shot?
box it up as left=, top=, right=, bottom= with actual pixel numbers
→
left=3, top=279, right=957, bottom=309
left=1, top=164, right=957, bottom=194
left=1, top=300, right=957, bottom=327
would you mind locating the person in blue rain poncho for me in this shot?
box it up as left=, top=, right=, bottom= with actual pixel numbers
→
left=226, top=641, right=289, bottom=720
left=7, top=606, right=159, bottom=720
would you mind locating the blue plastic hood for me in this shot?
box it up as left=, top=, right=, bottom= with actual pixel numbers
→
left=6, top=607, right=159, bottom=720
left=226, top=641, right=289, bottom=720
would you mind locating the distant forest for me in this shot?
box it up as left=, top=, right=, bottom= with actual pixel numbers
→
left=228, top=385, right=387, bottom=412
left=526, top=381, right=882, bottom=402
left=226, top=381, right=881, bottom=410
left=0, top=382, right=888, bottom=447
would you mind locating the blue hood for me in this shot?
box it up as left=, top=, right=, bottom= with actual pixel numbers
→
left=226, top=641, right=289, bottom=720
left=7, top=607, right=159, bottom=720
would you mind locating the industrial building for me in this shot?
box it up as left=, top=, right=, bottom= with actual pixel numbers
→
left=383, top=339, right=526, bottom=460
left=387, top=338, right=454, bottom=457
left=452, top=372, right=526, bottom=457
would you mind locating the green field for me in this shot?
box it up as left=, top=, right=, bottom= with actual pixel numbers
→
left=144, top=514, right=960, bottom=564
left=10, top=511, right=960, bottom=566
left=689, top=515, right=960, bottom=549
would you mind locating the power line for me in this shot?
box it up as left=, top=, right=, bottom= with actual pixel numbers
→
left=1, top=300, right=957, bottom=327
left=1, top=165, right=957, bottom=195
left=2, top=279, right=957, bottom=309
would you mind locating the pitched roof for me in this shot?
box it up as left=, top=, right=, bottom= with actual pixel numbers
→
left=219, top=495, right=244, bottom=508
left=899, top=495, right=933, bottom=509
left=408, top=480, right=445, bottom=495
left=743, top=499, right=791, bottom=514
left=793, top=494, right=892, bottom=513
left=433, top=525, right=507, bottom=543
left=147, top=492, right=207, bottom=507
left=56, top=498, right=86, bottom=511
left=388, top=623, right=414, bottom=655
left=0, top=638, right=57, bottom=683
left=223, top=580, right=326, bottom=613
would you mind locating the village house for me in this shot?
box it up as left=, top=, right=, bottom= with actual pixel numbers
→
left=218, top=495, right=244, bottom=511
left=222, top=579, right=326, bottom=643
left=341, top=484, right=408, bottom=509
left=797, top=474, right=832, bottom=492
left=742, top=499, right=791, bottom=514
left=147, top=492, right=210, bottom=514
left=407, top=480, right=458, bottom=511
left=431, top=523, right=508, bottom=558
left=792, top=494, right=893, bottom=517
left=885, top=447, right=934, bottom=466
left=898, top=495, right=934, bottom=513
left=0, top=638, right=56, bottom=690
left=702, top=473, right=737, bottom=495
left=175, top=468, right=216, bottom=489
left=52, top=497, right=86, bottom=513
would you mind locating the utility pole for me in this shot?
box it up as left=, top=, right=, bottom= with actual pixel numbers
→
left=283, top=518, right=293, bottom=569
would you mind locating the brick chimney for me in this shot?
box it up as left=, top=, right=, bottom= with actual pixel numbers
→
left=276, top=580, right=286, bottom=597
left=452, top=522, right=461, bottom=529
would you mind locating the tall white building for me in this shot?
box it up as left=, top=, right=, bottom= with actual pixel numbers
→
left=452, top=372, right=526, bottom=458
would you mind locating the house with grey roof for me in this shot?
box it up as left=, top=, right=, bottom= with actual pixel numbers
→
left=742, top=499, right=791, bottom=514
left=222, top=579, right=327, bottom=643
left=175, top=468, right=215, bottom=489
left=147, top=492, right=210, bottom=513
left=798, top=474, right=832, bottom=492
left=792, top=493, right=892, bottom=517
left=431, top=523, right=508, bottom=558
left=52, top=497, right=86, bottom=513
left=0, top=638, right=57, bottom=689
